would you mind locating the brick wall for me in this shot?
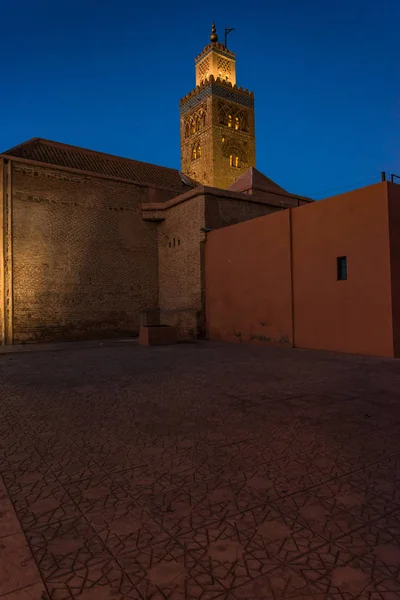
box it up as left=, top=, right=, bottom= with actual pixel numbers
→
left=210, top=96, right=256, bottom=191
left=205, top=193, right=277, bottom=230
left=157, top=196, right=206, bottom=339
left=181, top=96, right=215, bottom=187
left=180, top=92, right=256, bottom=190
left=155, top=190, right=274, bottom=340
left=10, top=161, right=159, bottom=342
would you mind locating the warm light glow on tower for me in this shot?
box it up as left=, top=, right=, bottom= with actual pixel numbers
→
left=180, top=23, right=256, bottom=188
left=195, top=23, right=237, bottom=86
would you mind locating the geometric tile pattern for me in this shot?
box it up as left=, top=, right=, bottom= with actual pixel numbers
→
left=1, top=340, right=400, bottom=599
left=180, top=83, right=254, bottom=115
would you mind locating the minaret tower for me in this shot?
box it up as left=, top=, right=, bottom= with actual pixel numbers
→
left=180, top=23, right=256, bottom=189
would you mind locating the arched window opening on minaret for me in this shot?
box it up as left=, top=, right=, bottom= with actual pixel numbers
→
left=228, top=115, right=233, bottom=128
left=192, top=144, right=201, bottom=160
left=229, top=154, right=240, bottom=168
left=235, top=117, right=240, bottom=130
left=185, top=122, right=190, bottom=138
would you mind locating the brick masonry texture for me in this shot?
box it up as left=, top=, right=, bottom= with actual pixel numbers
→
left=158, top=196, right=206, bottom=338
left=11, top=161, right=159, bottom=342
left=1, top=340, right=400, bottom=598
left=205, top=194, right=278, bottom=229
left=0, top=31, right=309, bottom=345
left=1, top=154, right=299, bottom=344
left=153, top=190, right=277, bottom=340
left=180, top=92, right=256, bottom=189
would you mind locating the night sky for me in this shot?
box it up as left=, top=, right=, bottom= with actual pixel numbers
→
left=1, top=0, right=398, bottom=199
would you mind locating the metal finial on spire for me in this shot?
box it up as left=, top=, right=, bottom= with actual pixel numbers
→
left=210, top=22, right=218, bottom=42
left=224, top=27, right=235, bottom=47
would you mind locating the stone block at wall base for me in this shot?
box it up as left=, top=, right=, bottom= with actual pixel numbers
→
left=160, top=309, right=198, bottom=342
left=139, top=325, right=177, bottom=346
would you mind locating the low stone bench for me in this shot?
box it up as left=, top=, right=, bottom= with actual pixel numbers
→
left=139, top=308, right=177, bottom=346
left=139, top=324, right=177, bottom=346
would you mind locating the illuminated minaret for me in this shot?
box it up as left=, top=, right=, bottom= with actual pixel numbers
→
left=180, top=23, right=256, bottom=189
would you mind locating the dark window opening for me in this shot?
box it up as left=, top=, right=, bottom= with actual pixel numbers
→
left=168, top=241, right=171, bottom=248
left=173, top=238, right=176, bottom=247
left=178, top=239, right=181, bottom=246
left=337, top=256, right=347, bottom=280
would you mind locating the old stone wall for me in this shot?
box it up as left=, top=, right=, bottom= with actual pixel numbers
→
left=10, top=161, right=159, bottom=342
left=205, top=194, right=277, bottom=230
left=210, top=95, right=256, bottom=191
left=180, top=96, right=214, bottom=187
left=157, top=196, right=206, bottom=339
left=180, top=89, right=256, bottom=190
left=155, top=191, right=275, bottom=340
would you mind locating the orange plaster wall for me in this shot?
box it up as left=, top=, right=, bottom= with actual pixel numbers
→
left=206, top=182, right=395, bottom=358
left=292, top=182, right=393, bottom=357
left=388, top=182, right=400, bottom=357
left=205, top=210, right=293, bottom=346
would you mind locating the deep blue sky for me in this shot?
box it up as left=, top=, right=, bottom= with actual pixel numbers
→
left=1, top=0, right=398, bottom=199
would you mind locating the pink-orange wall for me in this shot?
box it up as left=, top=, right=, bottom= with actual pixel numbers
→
left=292, top=183, right=393, bottom=357
left=206, top=210, right=293, bottom=346
left=388, top=182, right=400, bottom=357
left=206, top=182, right=396, bottom=358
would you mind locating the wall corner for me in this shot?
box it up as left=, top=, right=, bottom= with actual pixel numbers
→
left=1, top=159, right=13, bottom=345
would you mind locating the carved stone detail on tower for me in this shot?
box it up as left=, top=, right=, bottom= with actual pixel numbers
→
left=183, top=105, right=207, bottom=138
left=218, top=101, right=249, bottom=132
left=198, top=58, right=210, bottom=81
left=180, top=24, right=256, bottom=189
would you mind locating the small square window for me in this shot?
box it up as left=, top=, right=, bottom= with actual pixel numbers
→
left=337, top=256, right=347, bottom=280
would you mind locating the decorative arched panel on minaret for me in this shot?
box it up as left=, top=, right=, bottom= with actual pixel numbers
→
left=180, top=23, right=256, bottom=189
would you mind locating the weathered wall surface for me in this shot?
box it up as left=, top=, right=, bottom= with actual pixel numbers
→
left=388, top=182, right=400, bottom=357
left=206, top=182, right=395, bottom=358
left=156, top=191, right=277, bottom=340
left=157, top=196, right=205, bottom=339
left=180, top=96, right=214, bottom=187
left=210, top=95, right=256, bottom=191
left=0, top=159, right=5, bottom=344
left=206, top=210, right=293, bottom=346
left=10, top=161, right=159, bottom=342
left=292, top=183, right=393, bottom=357
left=0, top=158, right=13, bottom=345
left=180, top=87, right=256, bottom=190
left=205, top=193, right=277, bottom=230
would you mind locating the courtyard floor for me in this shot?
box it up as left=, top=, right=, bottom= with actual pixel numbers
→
left=1, top=340, right=400, bottom=599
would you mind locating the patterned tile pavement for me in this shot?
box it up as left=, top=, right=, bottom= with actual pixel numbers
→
left=0, top=340, right=400, bottom=599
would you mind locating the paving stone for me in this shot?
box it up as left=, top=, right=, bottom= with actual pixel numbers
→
left=0, top=340, right=400, bottom=598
